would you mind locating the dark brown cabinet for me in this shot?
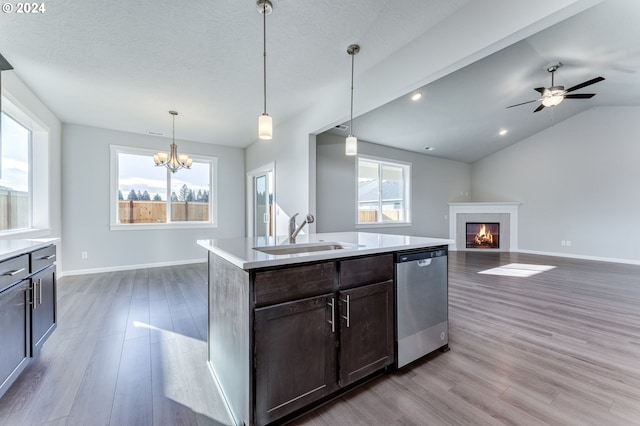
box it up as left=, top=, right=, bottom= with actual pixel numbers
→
left=338, top=279, right=394, bottom=387
left=0, top=244, right=57, bottom=399
left=30, top=265, right=56, bottom=354
left=254, top=294, right=338, bottom=425
left=0, top=278, right=31, bottom=396
left=252, top=254, right=395, bottom=424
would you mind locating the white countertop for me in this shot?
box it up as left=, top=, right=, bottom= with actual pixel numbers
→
left=0, top=238, right=59, bottom=262
left=198, top=232, right=453, bottom=269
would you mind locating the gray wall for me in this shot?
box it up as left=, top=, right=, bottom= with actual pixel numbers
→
left=471, top=106, right=640, bottom=263
left=316, top=133, right=471, bottom=238
left=62, top=124, right=245, bottom=273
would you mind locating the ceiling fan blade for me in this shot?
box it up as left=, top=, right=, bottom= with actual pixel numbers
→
left=506, top=99, right=538, bottom=108
left=565, top=76, right=605, bottom=93
left=534, top=87, right=546, bottom=94
left=533, top=104, right=545, bottom=113
left=564, top=93, right=596, bottom=99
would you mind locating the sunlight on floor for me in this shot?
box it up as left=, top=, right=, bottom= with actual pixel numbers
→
left=478, top=263, right=556, bottom=277
left=133, top=321, right=232, bottom=425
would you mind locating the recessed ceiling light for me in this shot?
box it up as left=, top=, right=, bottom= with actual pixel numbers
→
left=499, top=129, right=508, bottom=136
left=411, top=92, right=422, bottom=101
left=424, top=146, right=434, bottom=151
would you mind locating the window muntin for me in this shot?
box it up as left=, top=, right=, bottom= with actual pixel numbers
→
left=112, top=146, right=216, bottom=227
left=357, top=156, right=410, bottom=225
left=0, top=111, right=31, bottom=232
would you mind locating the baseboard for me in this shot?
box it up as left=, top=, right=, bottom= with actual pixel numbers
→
left=514, top=249, right=640, bottom=266
left=60, top=257, right=207, bottom=277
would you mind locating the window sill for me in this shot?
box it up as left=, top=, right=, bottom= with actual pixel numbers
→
left=110, top=222, right=218, bottom=231
left=355, top=222, right=412, bottom=229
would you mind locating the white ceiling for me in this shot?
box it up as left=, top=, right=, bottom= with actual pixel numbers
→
left=1, top=0, right=638, bottom=162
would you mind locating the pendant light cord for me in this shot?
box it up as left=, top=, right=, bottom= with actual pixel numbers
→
left=263, top=4, right=267, bottom=114
left=349, top=51, right=354, bottom=134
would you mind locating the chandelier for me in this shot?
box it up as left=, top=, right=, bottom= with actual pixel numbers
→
left=153, top=110, right=192, bottom=173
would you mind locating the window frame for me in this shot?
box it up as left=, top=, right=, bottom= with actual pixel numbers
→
left=109, top=144, right=218, bottom=230
left=0, top=93, right=50, bottom=237
left=355, top=154, right=411, bottom=228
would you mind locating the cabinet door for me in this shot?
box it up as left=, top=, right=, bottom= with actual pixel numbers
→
left=0, top=280, right=31, bottom=397
left=31, top=266, right=56, bottom=354
left=254, top=294, right=337, bottom=425
left=338, top=280, right=394, bottom=387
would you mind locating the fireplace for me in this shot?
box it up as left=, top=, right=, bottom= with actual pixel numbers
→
left=466, top=222, right=500, bottom=249
left=449, top=202, right=521, bottom=252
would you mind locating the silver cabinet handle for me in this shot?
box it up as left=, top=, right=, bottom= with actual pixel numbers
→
left=327, top=297, right=335, bottom=333
left=341, top=294, right=350, bottom=328
left=43, top=254, right=56, bottom=260
left=4, top=267, right=26, bottom=276
left=32, top=284, right=37, bottom=310
left=38, top=278, right=43, bottom=305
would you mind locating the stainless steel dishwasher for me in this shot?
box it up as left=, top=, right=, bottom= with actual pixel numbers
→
left=395, top=247, right=449, bottom=368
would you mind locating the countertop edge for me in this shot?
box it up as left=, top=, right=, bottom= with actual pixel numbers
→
left=0, top=238, right=60, bottom=263
left=198, top=235, right=453, bottom=270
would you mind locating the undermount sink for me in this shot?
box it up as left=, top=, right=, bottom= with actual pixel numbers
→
left=253, top=242, right=354, bottom=255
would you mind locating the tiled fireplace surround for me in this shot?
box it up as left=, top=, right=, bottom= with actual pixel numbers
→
left=448, top=202, right=521, bottom=252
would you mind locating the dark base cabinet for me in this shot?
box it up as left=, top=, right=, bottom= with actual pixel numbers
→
left=31, top=265, right=57, bottom=354
left=0, top=279, right=31, bottom=396
left=208, top=252, right=395, bottom=426
left=0, top=244, right=57, bottom=399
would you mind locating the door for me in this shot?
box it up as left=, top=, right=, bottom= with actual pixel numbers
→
left=254, top=294, right=337, bottom=425
left=31, top=265, right=56, bottom=354
left=248, top=163, right=275, bottom=238
left=338, top=280, right=394, bottom=387
left=254, top=173, right=270, bottom=238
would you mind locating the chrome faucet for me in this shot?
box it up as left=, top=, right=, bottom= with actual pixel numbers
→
left=289, top=213, right=315, bottom=243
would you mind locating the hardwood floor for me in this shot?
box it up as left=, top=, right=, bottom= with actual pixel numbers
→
left=1, top=252, right=640, bottom=425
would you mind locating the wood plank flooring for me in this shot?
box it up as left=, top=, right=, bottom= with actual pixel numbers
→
left=1, top=252, right=640, bottom=425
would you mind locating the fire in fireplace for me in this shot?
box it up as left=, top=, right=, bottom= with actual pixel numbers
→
left=466, top=222, right=500, bottom=249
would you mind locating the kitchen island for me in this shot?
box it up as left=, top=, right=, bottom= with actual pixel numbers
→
left=198, top=232, right=452, bottom=426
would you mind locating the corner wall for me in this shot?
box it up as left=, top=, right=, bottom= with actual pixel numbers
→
left=471, top=106, right=640, bottom=263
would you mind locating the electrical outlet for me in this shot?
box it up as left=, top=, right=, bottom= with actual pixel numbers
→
left=566, top=241, right=572, bottom=247
left=81, top=251, right=88, bottom=259
left=561, top=241, right=566, bottom=246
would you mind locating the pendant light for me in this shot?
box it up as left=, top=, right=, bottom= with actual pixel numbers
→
left=153, top=110, right=192, bottom=173
left=257, top=0, right=273, bottom=140
left=346, top=44, right=360, bottom=156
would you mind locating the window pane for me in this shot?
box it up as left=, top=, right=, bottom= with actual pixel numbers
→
left=381, top=164, right=404, bottom=221
left=170, top=160, right=210, bottom=222
left=118, top=152, right=168, bottom=223
left=0, top=113, right=30, bottom=231
left=358, top=160, right=380, bottom=223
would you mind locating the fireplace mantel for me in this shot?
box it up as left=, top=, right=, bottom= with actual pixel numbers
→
left=448, top=202, right=522, bottom=251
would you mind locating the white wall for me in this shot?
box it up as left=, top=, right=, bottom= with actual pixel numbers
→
left=62, top=124, right=244, bottom=273
left=471, top=106, right=640, bottom=263
left=316, top=133, right=471, bottom=238
left=244, top=0, right=602, bottom=234
left=2, top=73, right=63, bottom=265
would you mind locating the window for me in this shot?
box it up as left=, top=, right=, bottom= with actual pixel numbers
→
left=357, top=156, right=410, bottom=225
left=0, top=111, right=31, bottom=232
left=110, top=145, right=217, bottom=229
left=0, top=95, right=50, bottom=236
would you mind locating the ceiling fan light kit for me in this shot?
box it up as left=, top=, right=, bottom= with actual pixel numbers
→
left=507, top=62, right=604, bottom=112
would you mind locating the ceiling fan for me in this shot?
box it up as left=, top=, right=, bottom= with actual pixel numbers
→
left=507, top=63, right=604, bottom=112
